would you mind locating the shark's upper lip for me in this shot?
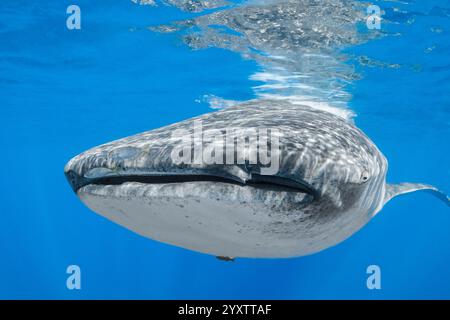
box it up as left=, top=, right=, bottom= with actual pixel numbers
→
left=65, top=169, right=319, bottom=198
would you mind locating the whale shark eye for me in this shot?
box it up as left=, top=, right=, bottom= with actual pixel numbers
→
left=361, top=171, right=369, bottom=183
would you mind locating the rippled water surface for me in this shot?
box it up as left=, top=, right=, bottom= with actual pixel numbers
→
left=0, top=0, right=449, bottom=298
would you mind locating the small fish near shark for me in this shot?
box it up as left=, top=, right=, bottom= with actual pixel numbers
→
left=64, top=100, right=449, bottom=259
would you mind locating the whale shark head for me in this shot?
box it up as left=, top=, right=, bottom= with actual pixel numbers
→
left=64, top=102, right=390, bottom=215
left=64, top=129, right=388, bottom=217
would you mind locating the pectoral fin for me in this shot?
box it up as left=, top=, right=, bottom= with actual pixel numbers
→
left=384, top=183, right=449, bottom=207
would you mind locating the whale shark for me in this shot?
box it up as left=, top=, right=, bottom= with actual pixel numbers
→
left=64, top=100, right=448, bottom=259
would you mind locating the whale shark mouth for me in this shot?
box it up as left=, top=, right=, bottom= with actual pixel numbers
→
left=65, top=170, right=319, bottom=198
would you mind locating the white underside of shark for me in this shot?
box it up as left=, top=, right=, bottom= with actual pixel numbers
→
left=78, top=182, right=371, bottom=258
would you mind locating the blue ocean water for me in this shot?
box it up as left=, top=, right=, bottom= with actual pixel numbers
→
left=0, top=0, right=449, bottom=299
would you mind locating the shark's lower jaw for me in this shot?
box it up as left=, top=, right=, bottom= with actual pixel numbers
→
left=77, top=181, right=322, bottom=258
left=73, top=178, right=371, bottom=259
